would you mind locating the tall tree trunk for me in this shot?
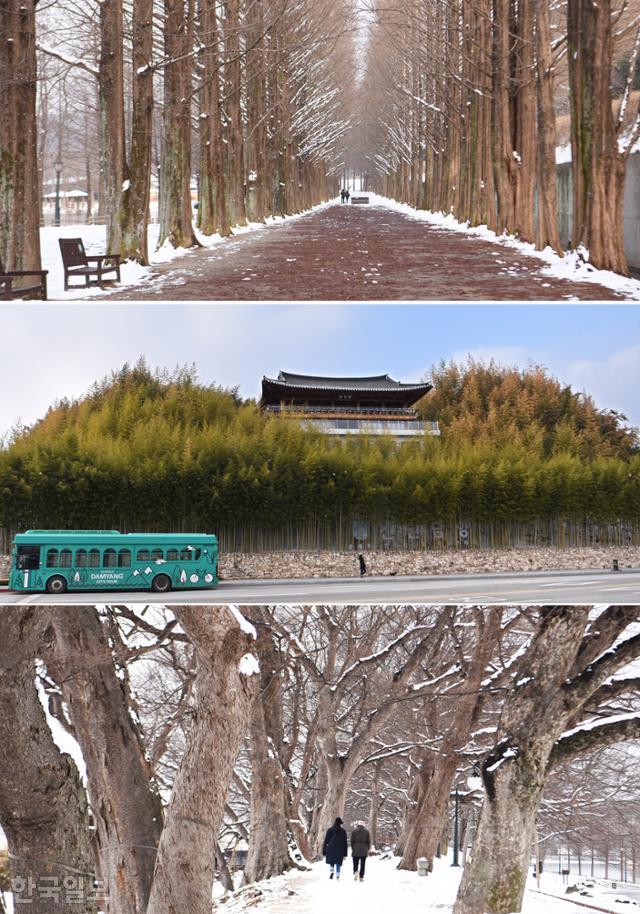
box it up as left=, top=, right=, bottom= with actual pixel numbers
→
left=244, top=611, right=300, bottom=882
left=368, top=761, right=382, bottom=848
left=120, top=0, right=154, bottom=263
left=491, top=0, right=516, bottom=232
left=534, top=0, right=561, bottom=252
left=99, top=0, right=127, bottom=256
left=512, top=0, right=536, bottom=241
left=197, top=0, right=231, bottom=236
left=158, top=0, right=198, bottom=249
left=0, top=609, right=96, bottom=914
left=245, top=0, right=268, bottom=223
left=0, top=0, right=41, bottom=274
left=146, top=608, right=257, bottom=914
left=225, top=0, right=247, bottom=226
left=400, top=609, right=501, bottom=871
left=41, top=608, right=164, bottom=914
left=453, top=608, right=591, bottom=914
left=314, top=757, right=351, bottom=857
left=567, top=0, right=628, bottom=273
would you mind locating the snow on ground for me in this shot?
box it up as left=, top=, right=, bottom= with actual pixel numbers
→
left=366, top=192, right=640, bottom=301
left=40, top=199, right=338, bottom=300
left=212, top=853, right=635, bottom=914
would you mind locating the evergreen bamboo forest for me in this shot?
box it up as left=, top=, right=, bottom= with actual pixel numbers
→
left=0, top=360, right=638, bottom=544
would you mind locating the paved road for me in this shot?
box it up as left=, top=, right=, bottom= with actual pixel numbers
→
left=1, top=568, right=639, bottom=605
left=110, top=203, right=624, bottom=301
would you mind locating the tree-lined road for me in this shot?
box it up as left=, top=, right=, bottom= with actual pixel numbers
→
left=2, top=567, right=639, bottom=604
left=111, top=204, right=624, bottom=301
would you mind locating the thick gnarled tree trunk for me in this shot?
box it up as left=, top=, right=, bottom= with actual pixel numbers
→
left=146, top=608, right=257, bottom=914
left=0, top=609, right=96, bottom=914
left=244, top=611, right=302, bottom=882
left=453, top=608, right=591, bottom=914
left=42, top=608, right=163, bottom=914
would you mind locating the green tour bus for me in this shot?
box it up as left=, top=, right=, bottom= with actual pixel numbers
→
left=10, top=530, right=219, bottom=594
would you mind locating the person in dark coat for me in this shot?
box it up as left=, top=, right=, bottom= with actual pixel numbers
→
left=351, top=822, right=371, bottom=881
left=323, top=817, right=348, bottom=880
left=358, top=554, right=367, bottom=577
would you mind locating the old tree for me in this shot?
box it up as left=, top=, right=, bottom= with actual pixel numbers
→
left=0, top=605, right=639, bottom=914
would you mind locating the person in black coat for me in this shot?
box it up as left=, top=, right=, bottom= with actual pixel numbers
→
left=323, top=816, right=348, bottom=880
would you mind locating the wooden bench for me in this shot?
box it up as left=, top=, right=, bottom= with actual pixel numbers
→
left=351, top=196, right=370, bottom=204
left=0, top=255, right=48, bottom=300
left=59, top=238, right=121, bottom=291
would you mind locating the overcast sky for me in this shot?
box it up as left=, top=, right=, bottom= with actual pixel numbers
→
left=1, top=303, right=639, bottom=438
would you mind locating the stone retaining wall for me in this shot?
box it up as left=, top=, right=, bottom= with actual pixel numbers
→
left=3, top=545, right=638, bottom=584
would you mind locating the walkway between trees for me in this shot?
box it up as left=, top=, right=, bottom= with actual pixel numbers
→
left=211, top=856, right=619, bottom=914
left=113, top=203, right=624, bottom=301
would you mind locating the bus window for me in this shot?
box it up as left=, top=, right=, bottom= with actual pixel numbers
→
left=104, top=549, right=117, bottom=568
left=180, top=547, right=191, bottom=561
left=166, top=548, right=179, bottom=561
left=89, top=548, right=100, bottom=567
left=17, top=545, right=41, bottom=571
left=150, top=548, right=163, bottom=561
left=118, top=549, right=131, bottom=567
left=46, top=548, right=59, bottom=567
left=137, top=549, right=150, bottom=562
left=60, top=549, right=72, bottom=568
left=76, top=549, right=88, bottom=568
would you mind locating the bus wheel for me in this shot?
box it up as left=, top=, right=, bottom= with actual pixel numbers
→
left=46, top=575, right=68, bottom=595
left=151, top=574, right=172, bottom=593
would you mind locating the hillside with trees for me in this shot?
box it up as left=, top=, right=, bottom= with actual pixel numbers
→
left=0, top=359, right=638, bottom=546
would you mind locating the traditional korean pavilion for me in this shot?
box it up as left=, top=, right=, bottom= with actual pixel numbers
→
left=260, top=371, right=440, bottom=439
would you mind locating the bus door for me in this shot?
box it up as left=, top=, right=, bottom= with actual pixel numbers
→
left=14, top=543, right=43, bottom=589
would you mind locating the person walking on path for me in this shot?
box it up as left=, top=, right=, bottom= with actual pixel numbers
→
left=323, top=816, right=348, bottom=880
left=351, top=821, right=371, bottom=881
left=358, top=554, right=367, bottom=577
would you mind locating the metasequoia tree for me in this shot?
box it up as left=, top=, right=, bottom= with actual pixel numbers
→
left=157, top=0, right=198, bottom=249
left=567, top=0, right=640, bottom=275
left=197, top=0, right=232, bottom=236
left=0, top=609, right=96, bottom=914
left=32, top=0, right=350, bottom=255
left=0, top=0, right=42, bottom=276
left=454, top=606, right=640, bottom=914
left=356, top=0, right=640, bottom=272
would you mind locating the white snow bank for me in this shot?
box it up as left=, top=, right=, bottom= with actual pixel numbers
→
left=366, top=192, right=640, bottom=300
left=39, top=197, right=338, bottom=301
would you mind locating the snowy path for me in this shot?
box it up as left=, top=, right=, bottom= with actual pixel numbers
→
left=39, top=197, right=640, bottom=301
left=212, top=857, right=629, bottom=914
left=108, top=202, right=629, bottom=302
